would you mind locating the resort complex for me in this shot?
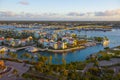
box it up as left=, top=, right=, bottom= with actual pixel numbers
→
left=0, top=23, right=110, bottom=53
left=0, top=21, right=120, bottom=80
left=0, top=0, right=120, bottom=79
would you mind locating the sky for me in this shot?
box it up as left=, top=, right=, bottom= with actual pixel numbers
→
left=0, top=0, right=120, bottom=21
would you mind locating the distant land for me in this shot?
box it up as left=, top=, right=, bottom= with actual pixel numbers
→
left=0, top=21, right=120, bottom=28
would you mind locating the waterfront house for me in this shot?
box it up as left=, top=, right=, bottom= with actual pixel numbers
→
left=34, top=32, right=40, bottom=39
left=68, top=38, right=74, bottom=45
left=53, top=34, right=58, bottom=41
left=49, top=42, right=54, bottom=48
left=21, top=39, right=27, bottom=46
left=10, top=40, right=16, bottom=47
left=4, top=38, right=14, bottom=46
left=54, top=42, right=58, bottom=49
left=0, top=60, right=5, bottom=70
left=27, top=36, right=33, bottom=41
left=14, top=39, right=22, bottom=46
left=62, top=37, right=69, bottom=43
left=38, top=39, right=49, bottom=48
left=43, top=41, right=49, bottom=48
left=73, top=40, right=77, bottom=46
left=103, top=39, right=110, bottom=47
left=0, top=37, right=4, bottom=45
left=38, top=39, right=44, bottom=45
left=62, top=42, right=67, bottom=49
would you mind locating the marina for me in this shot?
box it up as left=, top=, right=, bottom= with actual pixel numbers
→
left=0, top=0, right=120, bottom=79
left=6, top=28, right=120, bottom=64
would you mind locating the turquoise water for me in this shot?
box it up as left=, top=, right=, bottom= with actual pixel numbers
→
left=16, top=29, right=120, bottom=64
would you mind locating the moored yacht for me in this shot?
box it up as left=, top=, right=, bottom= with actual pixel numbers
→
left=25, top=47, right=38, bottom=53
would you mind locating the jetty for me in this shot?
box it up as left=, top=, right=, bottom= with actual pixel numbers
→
left=37, top=46, right=85, bottom=53
left=1, top=46, right=35, bottom=52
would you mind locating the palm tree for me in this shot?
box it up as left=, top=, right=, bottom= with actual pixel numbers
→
left=63, top=69, right=68, bottom=76
left=12, top=69, right=18, bottom=75
left=8, top=52, right=18, bottom=59
left=62, top=58, right=66, bottom=66
left=49, top=56, right=52, bottom=65
left=34, top=61, right=44, bottom=72
left=0, top=50, right=5, bottom=58
left=0, top=75, right=2, bottom=79
left=22, top=53, right=31, bottom=59
left=55, top=66, right=60, bottom=73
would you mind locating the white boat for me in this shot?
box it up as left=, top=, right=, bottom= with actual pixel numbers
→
left=26, top=47, right=38, bottom=53
left=10, top=49, right=16, bottom=52
left=25, top=47, right=30, bottom=51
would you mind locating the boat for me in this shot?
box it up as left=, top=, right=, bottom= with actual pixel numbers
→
left=25, top=47, right=38, bottom=53
left=10, top=49, right=16, bottom=52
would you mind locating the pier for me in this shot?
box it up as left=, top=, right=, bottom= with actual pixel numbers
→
left=0, top=46, right=35, bottom=52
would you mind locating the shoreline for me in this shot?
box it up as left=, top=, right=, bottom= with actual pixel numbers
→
left=87, top=45, right=120, bottom=59
left=1, top=45, right=86, bottom=53
left=37, top=46, right=85, bottom=53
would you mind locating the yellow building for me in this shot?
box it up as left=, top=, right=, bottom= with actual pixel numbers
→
left=62, top=42, right=67, bottom=49
left=71, top=33, right=77, bottom=38
left=27, top=36, right=33, bottom=41
left=54, top=43, right=58, bottom=49
left=103, top=40, right=110, bottom=47
left=73, top=40, right=77, bottom=46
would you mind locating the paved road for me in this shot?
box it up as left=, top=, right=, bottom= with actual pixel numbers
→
left=81, top=63, right=94, bottom=76
left=81, top=58, right=120, bottom=76
left=0, top=61, right=31, bottom=80
left=28, top=72, right=58, bottom=80
left=99, top=58, right=120, bottom=66
left=0, top=67, right=12, bottom=75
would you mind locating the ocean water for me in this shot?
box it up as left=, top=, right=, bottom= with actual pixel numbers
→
left=37, top=29, right=120, bottom=64
left=10, top=29, right=120, bottom=64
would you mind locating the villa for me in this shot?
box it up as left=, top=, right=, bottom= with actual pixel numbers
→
left=103, top=39, right=110, bottom=47
left=0, top=60, right=4, bottom=67
left=0, top=26, right=104, bottom=53
left=54, top=42, right=58, bottom=49
left=0, top=37, right=4, bottom=45
left=0, top=60, right=5, bottom=70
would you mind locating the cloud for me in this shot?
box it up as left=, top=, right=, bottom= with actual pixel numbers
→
left=18, top=1, right=29, bottom=5
left=0, top=11, right=16, bottom=17
left=0, top=9, right=120, bottom=21
left=67, top=9, right=120, bottom=17
left=95, top=9, right=120, bottom=16
left=0, top=11, right=59, bottom=19
left=67, top=12, right=85, bottom=16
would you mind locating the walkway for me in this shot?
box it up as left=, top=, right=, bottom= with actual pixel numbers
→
left=81, top=58, right=120, bottom=76
left=0, top=61, right=31, bottom=80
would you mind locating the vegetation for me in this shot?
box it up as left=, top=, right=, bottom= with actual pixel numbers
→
left=1, top=46, right=120, bottom=80
left=94, top=37, right=103, bottom=42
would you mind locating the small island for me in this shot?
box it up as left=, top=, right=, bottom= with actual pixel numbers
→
left=0, top=26, right=110, bottom=53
